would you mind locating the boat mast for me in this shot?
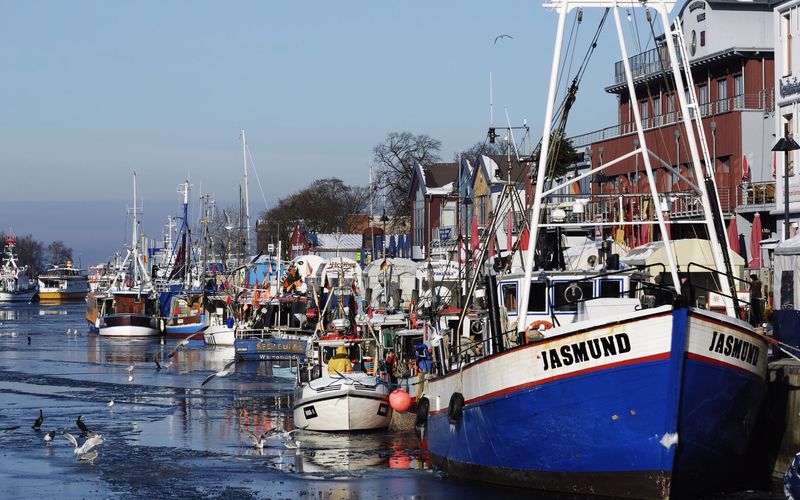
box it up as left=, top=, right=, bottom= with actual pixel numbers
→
left=241, top=129, right=251, bottom=257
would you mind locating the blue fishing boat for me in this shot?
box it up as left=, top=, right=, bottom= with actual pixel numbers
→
left=416, top=1, right=768, bottom=497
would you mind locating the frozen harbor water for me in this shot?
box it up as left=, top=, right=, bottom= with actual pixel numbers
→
left=0, top=303, right=511, bottom=499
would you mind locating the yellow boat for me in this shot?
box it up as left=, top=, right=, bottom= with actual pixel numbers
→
left=37, top=261, right=89, bottom=301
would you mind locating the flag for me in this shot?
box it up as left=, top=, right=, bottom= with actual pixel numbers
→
left=471, top=214, right=479, bottom=252
left=773, top=151, right=777, bottom=179
left=519, top=227, right=529, bottom=251
left=380, top=259, right=389, bottom=271
left=324, top=274, right=331, bottom=291
left=571, top=175, right=581, bottom=195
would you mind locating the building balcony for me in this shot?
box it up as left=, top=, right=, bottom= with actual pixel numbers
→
left=569, top=90, right=774, bottom=149
left=736, top=181, right=776, bottom=213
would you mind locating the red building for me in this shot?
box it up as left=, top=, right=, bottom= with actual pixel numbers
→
left=409, top=161, right=459, bottom=260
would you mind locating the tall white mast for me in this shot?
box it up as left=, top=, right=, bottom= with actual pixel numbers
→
left=132, top=171, right=140, bottom=286
left=241, top=129, right=251, bottom=256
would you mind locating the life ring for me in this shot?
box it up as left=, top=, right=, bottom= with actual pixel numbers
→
left=448, top=392, right=465, bottom=425
left=525, top=320, right=553, bottom=335
left=415, top=396, right=430, bottom=430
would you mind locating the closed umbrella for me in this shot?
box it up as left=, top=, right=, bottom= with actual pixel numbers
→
left=387, top=234, right=397, bottom=258
left=750, top=213, right=762, bottom=268
left=727, top=217, right=739, bottom=254
left=738, top=233, right=748, bottom=266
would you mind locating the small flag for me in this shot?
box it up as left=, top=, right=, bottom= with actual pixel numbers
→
left=380, top=259, right=389, bottom=271
left=742, top=154, right=750, bottom=182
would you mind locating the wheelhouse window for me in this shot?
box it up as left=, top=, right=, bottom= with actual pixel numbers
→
left=599, top=279, right=623, bottom=298
left=553, top=281, right=594, bottom=312
left=501, top=283, right=518, bottom=312
left=528, top=281, right=548, bottom=313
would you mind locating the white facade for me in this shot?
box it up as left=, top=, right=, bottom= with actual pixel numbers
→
left=775, top=0, right=800, bottom=238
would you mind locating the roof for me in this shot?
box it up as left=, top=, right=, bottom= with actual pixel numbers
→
left=423, top=162, right=459, bottom=189
left=314, top=233, right=362, bottom=250
left=680, top=0, right=771, bottom=18
left=478, top=155, right=532, bottom=185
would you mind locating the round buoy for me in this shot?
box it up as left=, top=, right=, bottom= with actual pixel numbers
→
left=389, top=389, right=411, bottom=413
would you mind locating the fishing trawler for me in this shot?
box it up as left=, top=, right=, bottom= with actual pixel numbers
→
left=0, top=234, right=37, bottom=302
left=37, top=261, right=88, bottom=301
left=96, top=173, right=161, bottom=337
left=416, top=1, right=768, bottom=498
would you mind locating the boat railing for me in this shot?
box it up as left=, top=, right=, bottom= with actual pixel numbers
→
left=685, top=262, right=751, bottom=312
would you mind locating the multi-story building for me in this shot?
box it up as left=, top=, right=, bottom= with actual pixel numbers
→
left=569, top=0, right=775, bottom=249
left=409, top=161, right=460, bottom=260
left=774, top=0, right=800, bottom=239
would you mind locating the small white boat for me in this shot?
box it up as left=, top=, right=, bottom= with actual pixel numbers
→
left=293, top=328, right=391, bottom=432
left=0, top=234, right=37, bottom=302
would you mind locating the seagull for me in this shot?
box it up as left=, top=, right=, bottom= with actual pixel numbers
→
left=76, top=415, right=89, bottom=435
left=128, top=373, right=134, bottom=383
left=43, top=430, right=55, bottom=445
left=283, top=431, right=301, bottom=450
left=167, top=338, right=191, bottom=359
left=10, top=331, right=17, bottom=338
left=79, top=450, right=99, bottom=462
left=242, top=431, right=269, bottom=449
left=201, top=359, right=236, bottom=387
left=125, top=365, right=135, bottom=373
left=494, top=34, right=513, bottom=44
left=27, top=335, right=31, bottom=345
left=32, top=409, right=43, bottom=430
left=107, top=400, right=114, bottom=409
left=62, top=431, right=103, bottom=456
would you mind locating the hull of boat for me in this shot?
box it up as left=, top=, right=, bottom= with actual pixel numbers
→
left=38, top=290, right=88, bottom=301
left=164, top=320, right=207, bottom=338
left=0, top=289, right=37, bottom=302
left=99, top=314, right=161, bottom=337
left=293, top=374, right=392, bottom=431
left=421, top=307, right=766, bottom=499
left=204, top=325, right=235, bottom=346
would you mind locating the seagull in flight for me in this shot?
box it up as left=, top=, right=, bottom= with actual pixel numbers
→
left=265, top=429, right=301, bottom=449
left=494, top=34, right=513, bottom=44
left=201, top=359, right=236, bottom=387
left=62, top=431, right=103, bottom=457
left=242, top=431, right=269, bottom=450
left=32, top=409, right=43, bottom=431
left=79, top=450, right=99, bottom=462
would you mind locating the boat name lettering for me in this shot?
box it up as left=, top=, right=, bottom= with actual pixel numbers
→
left=707, top=331, right=759, bottom=366
left=540, top=333, right=631, bottom=371
left=256, top=342, right=303, bottom=353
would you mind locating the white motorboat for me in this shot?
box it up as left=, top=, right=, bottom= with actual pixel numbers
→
left=293, top=325, right=391, bottom=432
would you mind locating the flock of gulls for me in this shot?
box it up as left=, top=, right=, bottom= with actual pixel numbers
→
left=11, top=328, right=302, bottom=465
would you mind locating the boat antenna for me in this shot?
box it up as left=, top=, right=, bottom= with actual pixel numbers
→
left=241, top=129, right=251, bottom=257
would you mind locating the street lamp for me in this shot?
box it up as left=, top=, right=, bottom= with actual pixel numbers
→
left=772, top=135, right=800, bottom=239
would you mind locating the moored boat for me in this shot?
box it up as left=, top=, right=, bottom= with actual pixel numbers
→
left=416, top=1, right=769, bottom=497
left=293, top=325, right=391, bottom=432
left=0, top=234, right=37, bottom=302
left=37, top=261, right=88, bottom=301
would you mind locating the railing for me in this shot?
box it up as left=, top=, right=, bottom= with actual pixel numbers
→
left=614, top=45, right=677, bottom=85
left=739, top=181, right=776, bottom=207
left=570, top=90, right=774, bottom=149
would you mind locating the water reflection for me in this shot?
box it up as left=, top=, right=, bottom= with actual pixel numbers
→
left=0, top=309, right=18, bottom=321
left=87, top=335, right=162, bottom=365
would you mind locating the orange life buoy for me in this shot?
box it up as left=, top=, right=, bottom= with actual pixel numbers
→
left=525, top=320, right=553, bottom=335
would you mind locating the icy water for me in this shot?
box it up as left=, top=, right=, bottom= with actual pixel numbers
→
left=0, top=303, right=782, bottom=499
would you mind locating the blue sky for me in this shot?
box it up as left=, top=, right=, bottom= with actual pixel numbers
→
left=0, top=0, right=671, bottom=264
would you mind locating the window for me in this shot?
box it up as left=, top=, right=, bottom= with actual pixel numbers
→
left=717, top=79, right=728, bottom=113
left=786, top=114, right=796, bottom=177
left=501, top=283, right=518, bottom=312
left=477, top=195, right=488, bottom=226
left=653, top=95, right=662, bottom=126
left=720, top=156, right=730, bottom=174
left=414, top=183, right=425, bottom=247
left=599, top=279, right=623, bottom=298
left=700, top=31, right=705, bottom=47
left=640, top=100, right=650, bottom=127
left=666, top=93, right=675, bottom=124
left=698, top=84, right=709, bottom=115
left=528, top=282, right=548, bottom=313
left=733, top=74, right=744, bottom=109
left=553, top=281, right=594, bottom=312
left=440, top=202, right=456, bottom=237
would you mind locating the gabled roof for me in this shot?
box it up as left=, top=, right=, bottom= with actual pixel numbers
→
left=476, top=155, right=532, bottom=186
left=409, top=161, right=459, bottom=197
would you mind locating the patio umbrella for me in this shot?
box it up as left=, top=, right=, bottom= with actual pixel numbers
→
left=738, top=233, right=748, bottom=266
left=727, top=217, right=739, bottom=254
left=750, top=213, right=762, bottom=268
left=387, top=234, right=397, bottom=258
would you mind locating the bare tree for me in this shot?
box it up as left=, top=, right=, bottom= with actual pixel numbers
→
left=453, top=141, right=508, bottom=164
left=372, top=132, right=441, bottom=217
left=47, top=241, right=73, bottom=266
left=14, top=235, right=44, bottom=275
